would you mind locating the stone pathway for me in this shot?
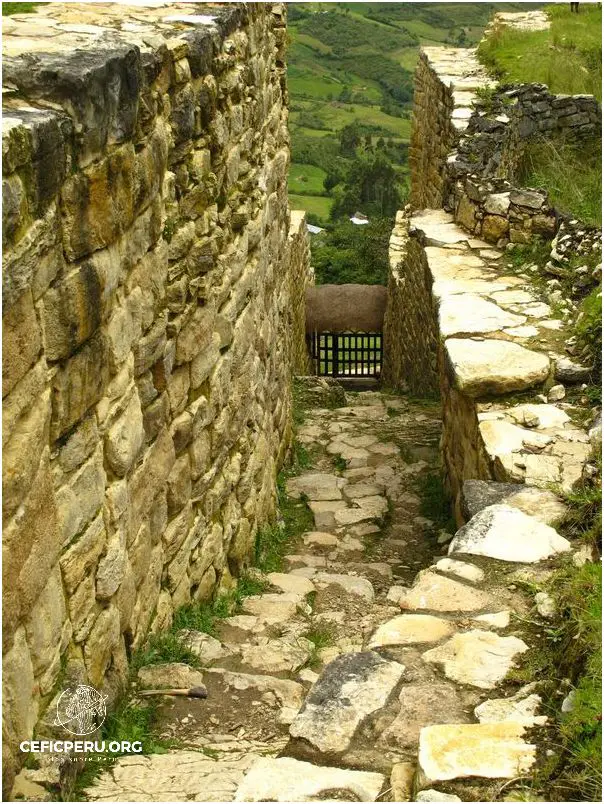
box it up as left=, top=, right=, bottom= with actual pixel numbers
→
left=83, top=391, right=574, bottom=802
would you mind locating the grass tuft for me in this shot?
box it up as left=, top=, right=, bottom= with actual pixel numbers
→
left=478, top=3, right=602, bottom=99
left=519, top=135, right=602, bottom=227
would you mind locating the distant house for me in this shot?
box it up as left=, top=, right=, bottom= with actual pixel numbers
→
left=350, top=212, right=369, bottom=225
left=307, top=223, right=325, bottom=235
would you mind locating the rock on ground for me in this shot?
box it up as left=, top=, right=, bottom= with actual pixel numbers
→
left=234, top=756, right=385, bottom=802
left=449, top=505, right=571, bottom=563
left=419, top=723, right=536, bottom=782
left=289, top=652, right=405, bottom=754
left=422, top=630, right=529, bottom=689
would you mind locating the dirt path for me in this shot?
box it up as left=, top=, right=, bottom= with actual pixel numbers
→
left=84, top=391, right=553, bottom=803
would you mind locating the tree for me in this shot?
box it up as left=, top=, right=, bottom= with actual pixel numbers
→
left=339, top=121, right=362, bottom=157
left=331, top=151, right=403, bottom=219
left=311, top=218, right=393, bottom=285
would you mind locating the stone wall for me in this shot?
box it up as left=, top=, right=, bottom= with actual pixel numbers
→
left=388, top=22, right=598, bottom=522
left=2, top=3, right=310, bottom=791
left=387, top=209, right=593, bottom=522
left=408, top=48, right=476, bottom=210
left=382, top=211, right=439, bottom=395
left=409, top=45, right=601, bottom=243
left=288, top=210, right=314, bottom=375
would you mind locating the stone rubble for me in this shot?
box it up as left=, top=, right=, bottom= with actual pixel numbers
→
left=75, top=391, right=567, bottom=802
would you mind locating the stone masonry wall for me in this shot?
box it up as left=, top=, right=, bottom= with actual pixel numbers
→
left=288, top=210, right=315, bottom=375
left=409, top=47, right=497, bottom=211
left=2, top=3, right=310, bottom=791
left=382, top=211, right=439, bottom=396
left=388, top=26, right=597, bottom=522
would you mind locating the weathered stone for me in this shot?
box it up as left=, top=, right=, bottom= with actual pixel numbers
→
left=334, top=495, right=389, bottom=526
left=308, top=499, right=348, bottom=530
left=85, top=751, right=254, bottom=802
left=554, top=357, right=592, bottom=383
left=55, top=447, right=106, bottom=546
left=439, top=295, right=525, bottom=337
left=302, top=531, right=339, bottom=548
left=59, top=513, right=106, bottom=593
left=96, top=531, right=127, bottom=600
left=267, top=572, right=315, bottom=596
left=369, top=615, right=455, bottom=648
left=444, top=338, right=550, bottom=397
left=206, top=668, right=305, bottom=725
left=240, top=637, right=312, bottom=674
left=461, top=480, right=566, bottom=525
left=422, top=630, right=529, bottom=689
left=24, top=567, right=68, bottom=694
left=434, top=558, right=484, bottom=583
left=314, top=572, right=375, bottom=602
left=381, top=682, right=468, bottom=750
left=235, top=757, right=385, bottom=802
left=2, top=288, right=41, bottom=396
left=419, top=722, right=536, bottom=781
left=449, top=505, right=571, bottom=563
left=289, top=651, right=405, bottom=753
left=400, top=571, right=493, bottom=613
left=3, top=388, right=50, bottom=522
left=137, top=663, right=204, bottom=690
left=3, top=628, right=38, bottom=783
left=472, top=611, right=511, bottom=629
left=51, top=331, right=110, bottom=439
left=241, top=594, right=302, bottom=625
left=104, top=390, right=144, bottom=477
left=286, top=472, right=346, bottom=501
left=84, top=605, right=121, bottom=688
left=474, top=684, right=547, bottom=726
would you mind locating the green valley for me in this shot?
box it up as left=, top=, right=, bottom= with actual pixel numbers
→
left=286, top=2, right=538, bottom=284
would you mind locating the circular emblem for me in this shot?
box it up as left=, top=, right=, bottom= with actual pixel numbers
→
left=54, top=685, right=108, bottom=736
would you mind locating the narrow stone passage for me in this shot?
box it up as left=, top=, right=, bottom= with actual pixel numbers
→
left=85, top=390, right=550, bottom=803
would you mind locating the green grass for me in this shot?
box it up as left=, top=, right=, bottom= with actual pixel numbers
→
left=508, top=458, right=602, bottom=802
left=171, top=574, right=268, bottom=638
left=303, top=621, right=337, bottom=669
left=547, top=560, right=602, bottom=802
left=288, top=193, right=332, bottom=223
left=288, top=162, right=328, bottom=195
left=519, top=136, right=602, bottom=227
left=2, top=2, right=46, bottom=13
left=131, top=631, right=200, bottom=672
left=477, top=3, right=602, bottom=99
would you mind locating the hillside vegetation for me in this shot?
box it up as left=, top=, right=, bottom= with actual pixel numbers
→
left=287, top=2, right=535, bottom=230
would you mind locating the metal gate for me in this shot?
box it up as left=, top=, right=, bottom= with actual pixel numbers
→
left=307, top=332, right=383, bottom=378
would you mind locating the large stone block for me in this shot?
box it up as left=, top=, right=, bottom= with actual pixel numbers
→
left=129, top=427, right=175, bottom=533
left=175, top=306, right=216, bottom=364
left=24, top=566, right=70, bottom=695
left=60, top=144, right=136, bottom=261
left=3, top=388, right=51, bottom=522
left=60, top=512, right=106, bottom=594
left=84, top=606, right=121, bottom=688
left=2, top=288, right=41, bottom=397
left=444, top=338, right=550, bottom=397
left=2, top=359, right=47, bottom=450
left=51, top=331, right=110, bottom=440
left=3, top=628, right=38, bottom=783
left=104, top=390, right=145, bottom=477
left=55, top=447, right=106, bottom=547
left=2, top=451, right=61, bottom=650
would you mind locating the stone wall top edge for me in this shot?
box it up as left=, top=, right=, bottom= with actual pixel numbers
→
left=2, top=2, right=249, bottom=105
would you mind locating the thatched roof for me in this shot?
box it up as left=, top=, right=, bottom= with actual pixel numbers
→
left=305, top=284, right=387, bottom=333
